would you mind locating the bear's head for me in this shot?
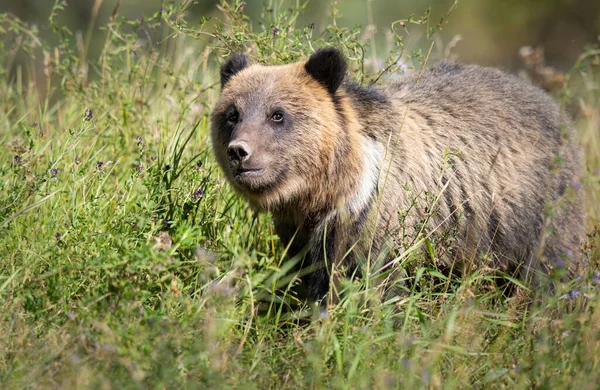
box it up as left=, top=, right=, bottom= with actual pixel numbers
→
left=211, top=49, right=357, bottom=211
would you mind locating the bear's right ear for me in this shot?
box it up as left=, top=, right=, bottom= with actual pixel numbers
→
left=220, top=54, right=248, bottom=88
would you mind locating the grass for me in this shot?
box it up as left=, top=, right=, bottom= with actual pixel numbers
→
left=1, top=1, right=600, bottom=388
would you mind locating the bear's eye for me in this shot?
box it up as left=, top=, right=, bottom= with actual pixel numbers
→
left=227, top=111, right=239, bottom=123
left=270, top=112, right=284, bottom=123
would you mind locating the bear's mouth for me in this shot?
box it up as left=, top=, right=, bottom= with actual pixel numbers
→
left=235, top=167, right=266, bottom=177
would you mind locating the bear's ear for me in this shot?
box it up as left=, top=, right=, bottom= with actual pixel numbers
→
left=305, top=48, right=347, bottom=95
left=220, top=54, right=248, bottom=88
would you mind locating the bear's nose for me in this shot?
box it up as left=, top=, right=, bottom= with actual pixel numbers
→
left=227, top=140, right=252, bottom=163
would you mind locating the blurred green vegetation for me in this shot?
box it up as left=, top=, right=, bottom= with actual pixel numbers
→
left=2, top=0, right=599, bottom=69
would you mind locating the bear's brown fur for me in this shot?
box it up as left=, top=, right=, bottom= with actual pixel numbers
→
left=211, top=49, right=586, bottom=301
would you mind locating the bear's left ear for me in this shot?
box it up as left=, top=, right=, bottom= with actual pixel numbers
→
left=220, top=54, right=248, bottom=88
left=305, top=48, right=347, bottom=95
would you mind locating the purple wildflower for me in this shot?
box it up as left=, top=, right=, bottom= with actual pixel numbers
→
left=553, top=259, right=565, bottom=268
left=56, top=232, right=62, bottom=241
left=50, top=168, right=58, bottom=176
left=83, top=108, right=93, bottom=121
left=272, top=27, right=279, bottom=36
left=135, top=163, right=144, bottom=172
left=96, top=161, right=104, bottom=170
left=572, top=181, right=582, bottom=190
left=14, top=155, right=21, bottom=164
left=151, top=156, right=158, bottom=162
left=31, top=122, right=38, bottom=128
left=569, top=290, right=581, bottom=299
left=67, top=311, right=75, bottom=319
left=136, top=135, right=145, bottom=147
left=192, top=188, right=204, bottom=200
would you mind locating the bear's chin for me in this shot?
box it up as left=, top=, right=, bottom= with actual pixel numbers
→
left=230, top=167, right=285, bottom=196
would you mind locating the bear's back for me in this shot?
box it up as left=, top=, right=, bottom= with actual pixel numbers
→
left=369, top=62, right=585, bottom=280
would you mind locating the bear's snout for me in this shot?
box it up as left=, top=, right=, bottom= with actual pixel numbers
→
left=227, top=140, right=252, bottom=164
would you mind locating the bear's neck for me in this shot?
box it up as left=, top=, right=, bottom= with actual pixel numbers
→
left=273, top=86, right=384, bottom=234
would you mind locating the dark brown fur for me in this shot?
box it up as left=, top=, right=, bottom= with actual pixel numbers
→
left=211, top=49, right=586, bottom=302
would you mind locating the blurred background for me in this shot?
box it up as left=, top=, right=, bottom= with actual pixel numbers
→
left=1, top=0, right=599, bottom=70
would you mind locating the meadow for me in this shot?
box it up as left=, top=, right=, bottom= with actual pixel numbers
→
left=1, top=1, right=600, bottom=388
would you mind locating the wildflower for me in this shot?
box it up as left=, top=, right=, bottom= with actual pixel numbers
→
left=572, top=181, right=582, bottom=190
left=592, top=271, right=600, bottom=284
left=75, top=156, right=81, bottom=165
left=553, top=259, right=565, bottom=268
left=67, top=311, right=75, bottom=319
left=13, top=155, right=21, bottom=164
left=56, top=232, right=62, bottom=241
left=151, top=156, right=158, bottom=161
left=192, top=188, right=204, bottom=200
left=31, top=122, right=38, bottom=128
left=135, top=163, right=144, bottom=172
left=568, top=290, right=581, bottom=299
left=83, top=108, right=93, bottom=121
left=136, top=135, right=145, bottom=147
left=50, top=168, right=58, bottom=176
left=562, top=331, right=570, bottom=337
left=272, top=27, right=279, bottom=36
left=96, top=161, right=104, bottom=170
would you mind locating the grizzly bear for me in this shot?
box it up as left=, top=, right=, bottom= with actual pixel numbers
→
left=211, top=48, right=586, bottom=302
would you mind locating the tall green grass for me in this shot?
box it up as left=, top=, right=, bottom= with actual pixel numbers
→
left=1, top=1, right=599, bottom=388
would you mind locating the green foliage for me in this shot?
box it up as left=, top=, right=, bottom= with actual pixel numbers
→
left=1, top=1, right=599, bottom=388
